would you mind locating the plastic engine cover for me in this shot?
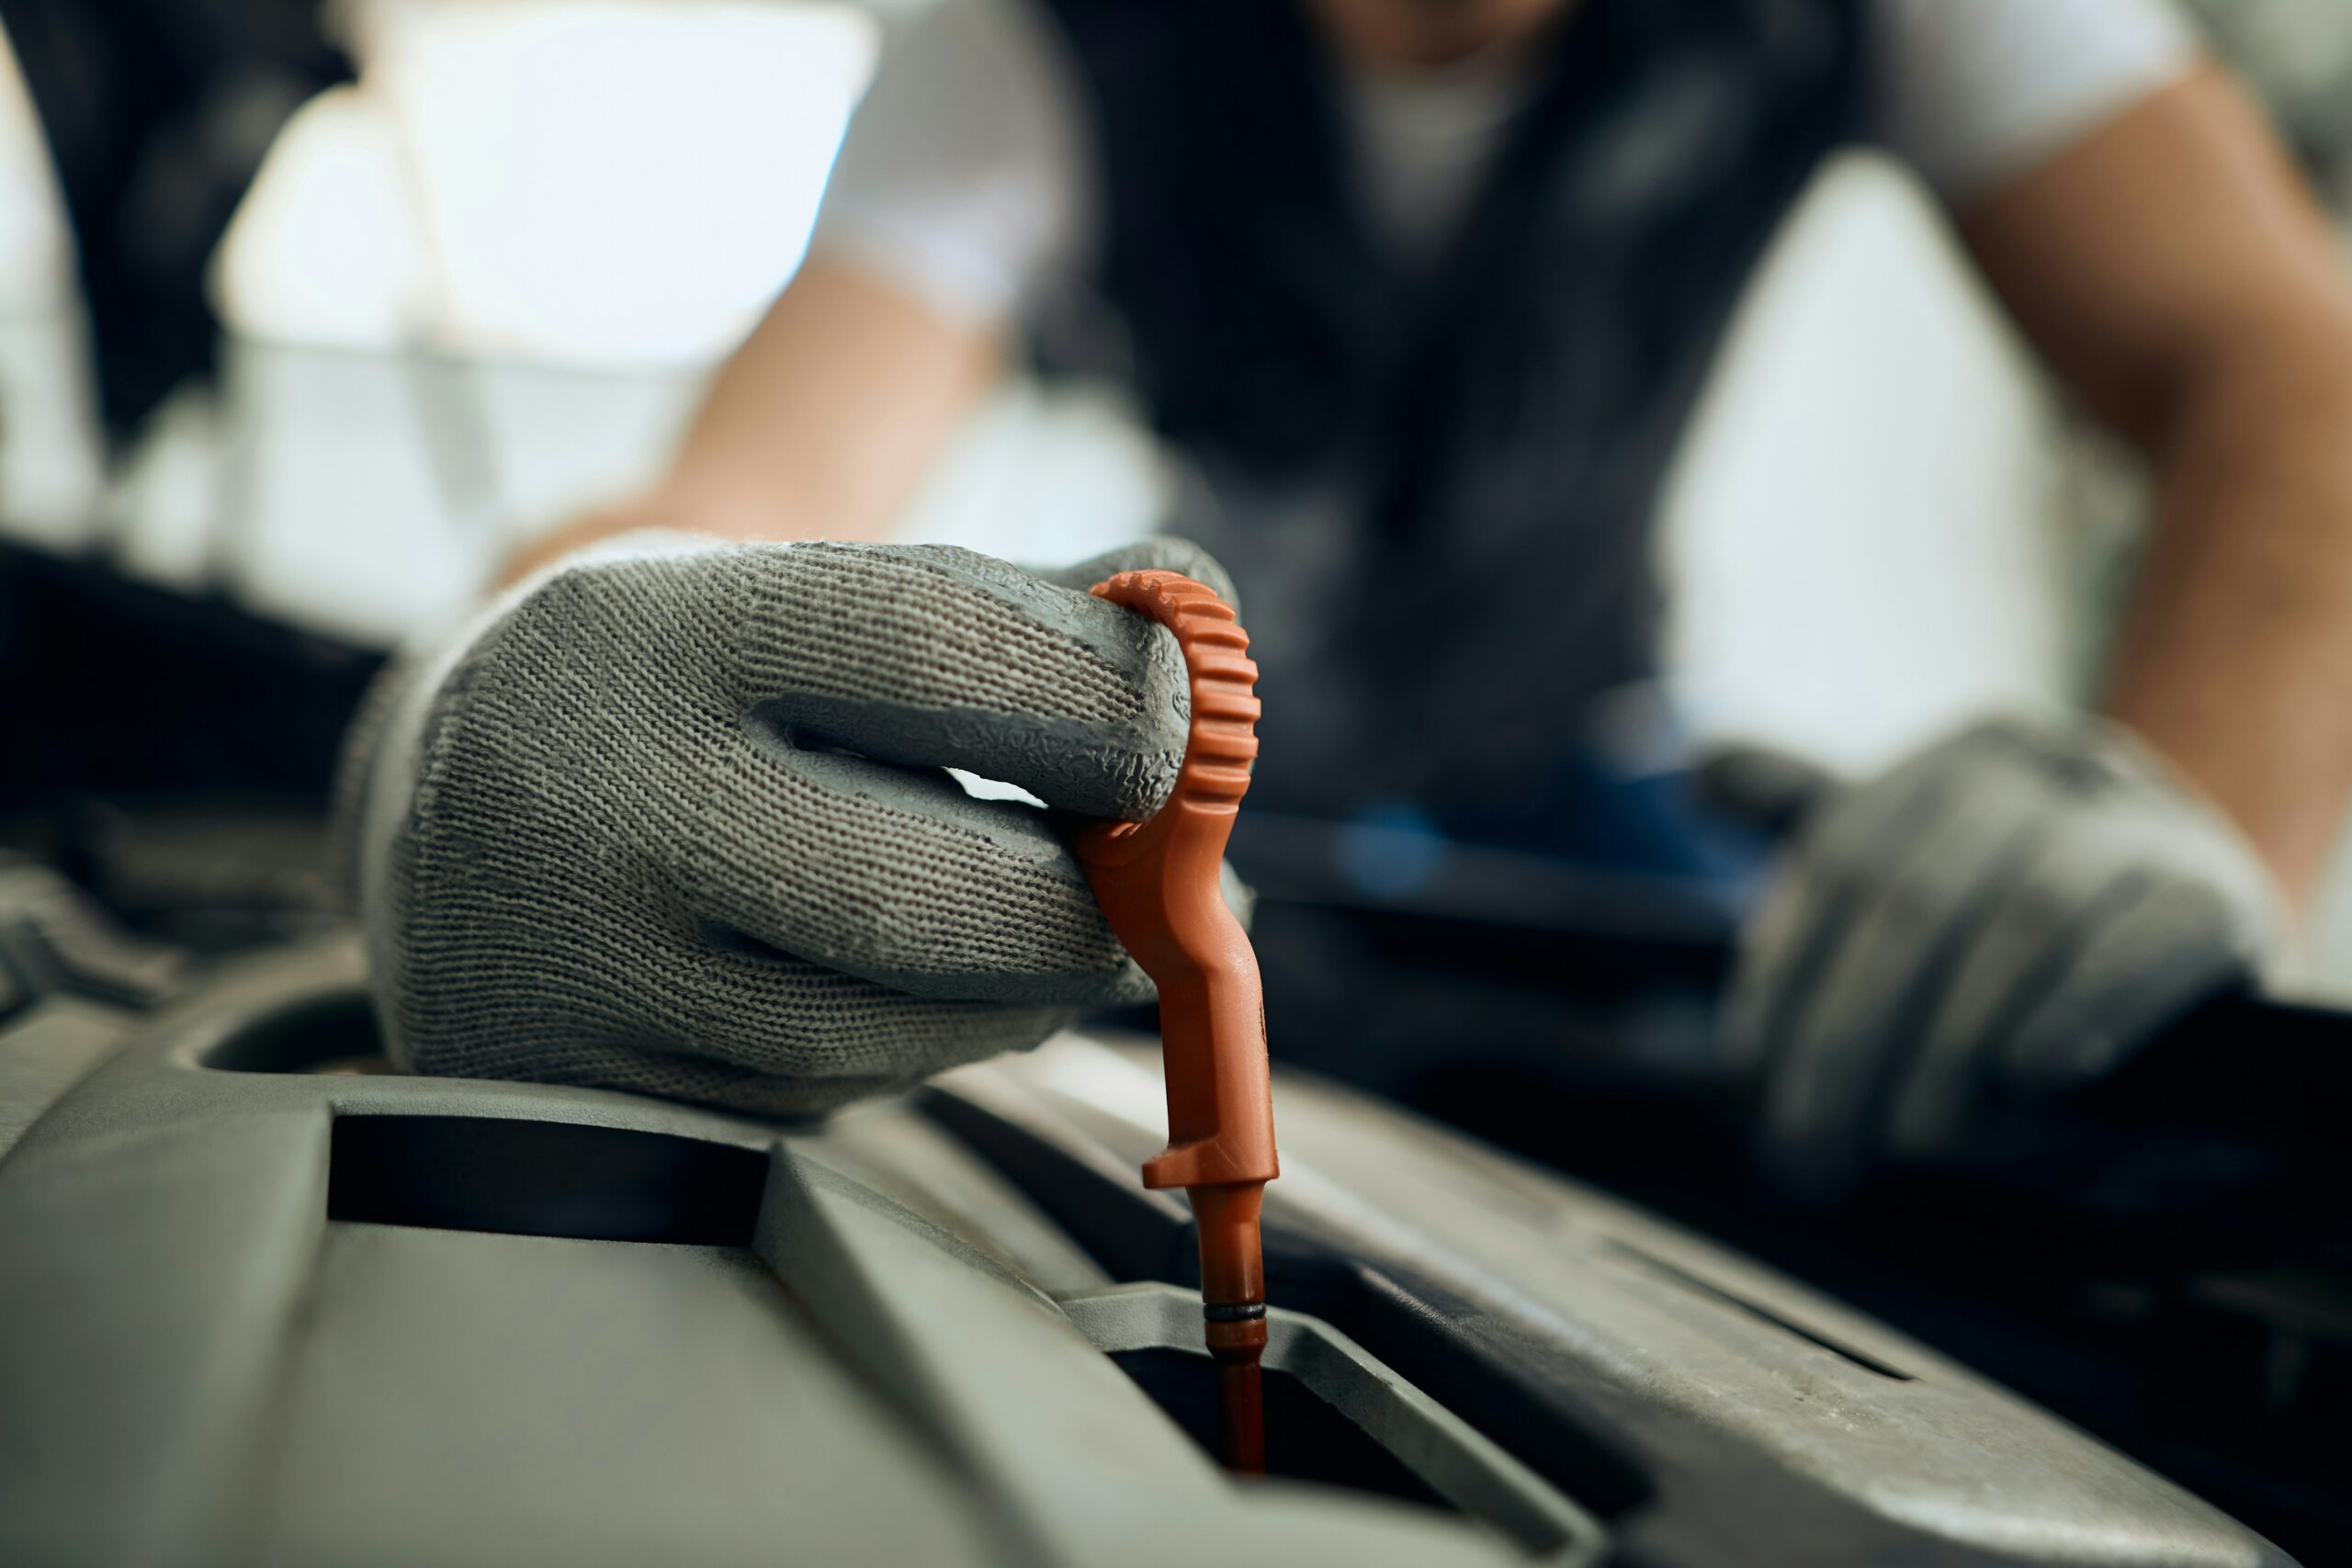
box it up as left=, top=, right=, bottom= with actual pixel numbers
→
left=0, top=939, right=2296, bottom=1567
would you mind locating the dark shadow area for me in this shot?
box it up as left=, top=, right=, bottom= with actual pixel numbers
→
left=0, top=547, right=381, bottom=812
left=329, top=1114, right=768, bottom=1246
left=206, top=988, right=383, bottom=1072
left=1111, top=1347, right=1450, bottom=1511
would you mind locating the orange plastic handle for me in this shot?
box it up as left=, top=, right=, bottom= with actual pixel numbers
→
left=1070, top=570, right=1279, bottom=1194
left=1074, top=569, right=1278, bottom=1473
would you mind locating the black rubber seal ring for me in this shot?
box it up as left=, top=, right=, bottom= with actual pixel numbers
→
left=1201, top=1302, right=1268, bottom=1323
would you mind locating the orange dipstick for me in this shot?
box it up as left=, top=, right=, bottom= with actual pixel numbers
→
left=1071, top=570, right=1279, bottom=1476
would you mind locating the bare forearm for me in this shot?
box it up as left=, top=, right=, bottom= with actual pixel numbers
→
left=502, top=261, right=998, bottom=584
left=1960, top=68, right=2352, bottom=905
left=660, top=262, right=999, bottom=536
left=2102, top=333, right=2352, bottom=901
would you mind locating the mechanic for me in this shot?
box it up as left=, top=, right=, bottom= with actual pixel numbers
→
left=342, top=0, right=2352, bottom=1196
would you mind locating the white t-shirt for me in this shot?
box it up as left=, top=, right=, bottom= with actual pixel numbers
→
left=812, top=0, right=2200, bottom=331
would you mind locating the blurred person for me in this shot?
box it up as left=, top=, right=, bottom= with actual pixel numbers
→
left=345, top=0, right=2352, bottom=1194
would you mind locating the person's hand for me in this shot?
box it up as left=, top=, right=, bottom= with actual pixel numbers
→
left=1721, top=716, right=2285, bottom=1199
left=335, top=533, right=1236, bottom=1116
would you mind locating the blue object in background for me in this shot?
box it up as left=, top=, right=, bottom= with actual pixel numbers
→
left=1335, top=804, right=1451, bottom=900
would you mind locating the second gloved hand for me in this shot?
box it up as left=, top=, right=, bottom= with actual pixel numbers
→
left=337, top=534, right=1236, bottom=1116
left=1722, top=716, right=2284, bottom=1199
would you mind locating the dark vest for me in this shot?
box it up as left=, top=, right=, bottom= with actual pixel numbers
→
left=1034, top=0, right=1866, bottom=829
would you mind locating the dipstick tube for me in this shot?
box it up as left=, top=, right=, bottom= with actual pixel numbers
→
left=1071, top=570, right=1279, bottom=1476
left=1191, top=1182, right=1268, bottom=1473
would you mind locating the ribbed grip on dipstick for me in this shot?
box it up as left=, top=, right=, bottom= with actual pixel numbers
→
left=1069, top=571, right=1278, bottom=1195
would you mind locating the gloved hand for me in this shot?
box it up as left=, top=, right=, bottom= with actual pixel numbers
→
left=1721, top=716, right=2285, bottom=1199
left=334, top=533, right=1237, bottom=1116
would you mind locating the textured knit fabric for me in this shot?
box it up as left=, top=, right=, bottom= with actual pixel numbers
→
left=335, top=536, right=1233, bottom=1116
left=1722, top=716, right=2282, bottom=1199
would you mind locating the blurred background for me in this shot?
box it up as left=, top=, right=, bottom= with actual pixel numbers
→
left=3, top=0, right=2350, bottom=964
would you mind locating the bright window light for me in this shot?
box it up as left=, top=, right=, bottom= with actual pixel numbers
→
left=220, top=0, right=877, bottom=367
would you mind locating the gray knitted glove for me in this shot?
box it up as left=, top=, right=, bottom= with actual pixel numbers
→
left=1722, top=716, right=2283, bottom=1199
left=335, top=534, right=1236, bottom=1116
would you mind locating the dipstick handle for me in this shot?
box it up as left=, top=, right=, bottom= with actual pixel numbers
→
left=1071, top=570, right=1278, bottom=1475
